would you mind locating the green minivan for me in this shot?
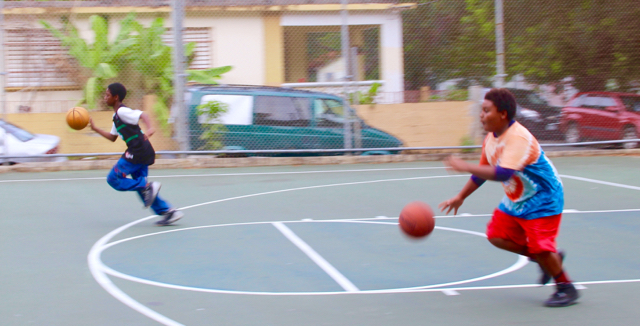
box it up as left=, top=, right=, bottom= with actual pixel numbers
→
left=187, top=85, right=403, bottom=155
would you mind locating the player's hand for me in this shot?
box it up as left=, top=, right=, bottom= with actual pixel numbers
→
left=144, top=127, right=156, bottom=141
left=89, top=117, right=96, bottom=131
left=438, top=196, right=464, bottom=215
left=444, top=155, right=469, bottom=173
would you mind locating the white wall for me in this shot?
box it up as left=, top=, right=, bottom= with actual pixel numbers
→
left=5, top=90, right=82, bottom=114
left=104, top=13, right=266, bottom=85
left=183, top=14, right=265, bottom=85
left=281, top=11, right=405, bottom=103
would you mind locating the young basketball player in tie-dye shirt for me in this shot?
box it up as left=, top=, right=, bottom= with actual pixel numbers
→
left=439, top=88, right=579, bottom=307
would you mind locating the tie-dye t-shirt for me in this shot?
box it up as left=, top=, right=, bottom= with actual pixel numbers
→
left=480, top=121, right=563, bottom=219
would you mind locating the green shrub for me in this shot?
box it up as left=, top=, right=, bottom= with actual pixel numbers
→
left=445, top=89, right=469, bottom=101
left=459, top=135, right=477, bottom=153
left=195, top=100, right=228, bottom=150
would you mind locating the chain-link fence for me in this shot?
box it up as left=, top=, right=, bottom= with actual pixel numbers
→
left=1, top=0, right=639, bottom=163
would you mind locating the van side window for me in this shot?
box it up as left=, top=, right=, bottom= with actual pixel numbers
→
left=254, top=96, right=311, bottom=127
left=314, top=99, right=345, bottom=128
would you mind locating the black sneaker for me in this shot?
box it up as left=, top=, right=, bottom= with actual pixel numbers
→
left=142, top=182, right=161, bottom=208
left=544, top=283, right=579, bottom=307
left=538, top=251, right=565, bottom=285
left=155, top=209, right=184, bottom=226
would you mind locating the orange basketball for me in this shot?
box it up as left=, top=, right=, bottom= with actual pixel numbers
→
left=399, top=201, right=435, bottom=238
left=66, top=107, right=90, bottom=130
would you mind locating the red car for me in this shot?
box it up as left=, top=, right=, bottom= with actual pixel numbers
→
left=560, top=92, right=640, bottom=149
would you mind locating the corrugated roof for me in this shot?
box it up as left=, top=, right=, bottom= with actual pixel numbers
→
left=4, top=0, right=401, bottom=9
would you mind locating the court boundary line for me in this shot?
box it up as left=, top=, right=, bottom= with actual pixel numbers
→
left=0, top=166, right=446, bottom=183
left=560, top=174, right=640, bottom=191
left=97, top=222, right=528, bottom=295
left=88, top=174, right=465, bottom=326
left=87, top=171, right=640, bottom=325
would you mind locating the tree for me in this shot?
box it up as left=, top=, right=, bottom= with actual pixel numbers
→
left=126, top=16, right=232, bottom=131
left=40, top=15, right=136, bottom=109
left=506, top=0, right=640, bottom=92
left=42, top=13, right=232, bottom=132
left=402, top=0, right=640, bottom=92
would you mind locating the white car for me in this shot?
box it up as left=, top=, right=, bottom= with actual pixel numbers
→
left=0, top=119, right=67, bottom=164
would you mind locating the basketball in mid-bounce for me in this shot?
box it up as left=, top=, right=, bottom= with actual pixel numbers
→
left=399, top=201, right=435, bottom=238
left=66, top=107, right=90, bottom=130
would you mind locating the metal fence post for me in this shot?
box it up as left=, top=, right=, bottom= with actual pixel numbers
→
left=171, top=0, right=188, bottom=152
left=341, top=0, right=353, bottom=153
left=494, top=0, right=506, bottom=88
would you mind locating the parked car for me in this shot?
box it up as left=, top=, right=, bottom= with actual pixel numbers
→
left=506, top=88, right=563, bottom=140
left=0, top=119, right=65, bottom=164
left=481, top=88, right=562, bottom=140
left=559, top=92, right=640, bottom=148
left=187, top=85, right=404, bottom=155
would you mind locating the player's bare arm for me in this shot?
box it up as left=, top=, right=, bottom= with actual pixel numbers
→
left=444, top=155, right=497, bottom=180
left=438, top=178, right=479, bottom=215
left=139, top=112, right=156, bottom=141
left=89, top=117, right=117, bottom=142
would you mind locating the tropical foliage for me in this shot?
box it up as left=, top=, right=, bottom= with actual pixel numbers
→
left=40, top=13, right=232, bottom=131
left=41, top=15, right=136, bottom=109
left=195, top=100, right=228, bottom=150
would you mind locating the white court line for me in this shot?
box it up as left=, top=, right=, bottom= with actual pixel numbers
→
left=337, top=220, right=488, bottom=238
left=0, top=166, right=446, bottom=183
left=95, top=221, right=529, bottom=295
left=88, top=174, right=464, bottom=325
left=356, top=208, right=640, bottom=221
left=179, top=175, right=466, bottom=211
left=560, top=174, right=640, bottom=191
left=272, top=222, right=359, bottom=292
left=87, top=216, right=184, bottom=326
left=86, top=171, right=640, bottom=325
left=97, top=263, right=640, bottom=296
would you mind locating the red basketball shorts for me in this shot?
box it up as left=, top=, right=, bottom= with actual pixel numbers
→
left=486, top=208, right=562, bottom=254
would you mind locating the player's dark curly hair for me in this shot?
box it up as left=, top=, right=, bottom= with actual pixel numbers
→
left=484, top=88, right=517, bottom=120
left=108, top=83, right=127, bottom=101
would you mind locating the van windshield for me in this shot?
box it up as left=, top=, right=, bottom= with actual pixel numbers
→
left=314, top=99, right=345, bottom=127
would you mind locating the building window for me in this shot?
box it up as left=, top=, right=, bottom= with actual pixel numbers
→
left=3, top=27, right=212, bottom=89
left=162, top=27, right=212, bottom=70
left=4, top=28, right=79, bottom=89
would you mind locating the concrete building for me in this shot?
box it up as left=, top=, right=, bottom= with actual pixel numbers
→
left=1, top=0, right=413, bottom=113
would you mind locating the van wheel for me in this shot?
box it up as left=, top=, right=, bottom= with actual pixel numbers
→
left=622, top=126, right=638, bottom=149
left=565, top=122, right=580, bottom=143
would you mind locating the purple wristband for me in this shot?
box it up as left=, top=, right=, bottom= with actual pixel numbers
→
left=495, top=166, right=516, bottom=181
left=471, top=175, right=486, bottom=186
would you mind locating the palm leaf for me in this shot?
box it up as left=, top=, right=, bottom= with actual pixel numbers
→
left=85, top=77, right=99, bottom=109
left=90, top=15, right=109, bottom=67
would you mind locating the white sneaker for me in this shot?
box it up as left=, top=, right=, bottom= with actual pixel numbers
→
left=155, top=209, right=184, bottom=226
left=143, top=181, right=161, bottom=208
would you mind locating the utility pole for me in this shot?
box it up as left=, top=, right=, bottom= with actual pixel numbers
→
left=1, top=0, right=6, bottom=122
left=1, top=0, right=7, bottom=165
left=171, top=0, right=188, bottom=151
left=341, top=0, right=352, bottom=151
left=494, top=0, right=506, bottom=87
